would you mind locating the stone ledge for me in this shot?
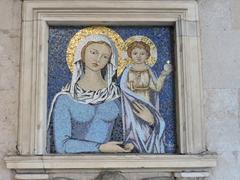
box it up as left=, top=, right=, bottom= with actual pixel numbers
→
left=174, top=172, right=209, bottom=178
left=15, top=174, right=49, bottom=180
left=5, top=154, right=217, bottom=170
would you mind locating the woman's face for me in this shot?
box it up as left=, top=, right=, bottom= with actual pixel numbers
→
left=84, top=42, right=112, bottom=71
left=131, top=47, right=148, bottom=64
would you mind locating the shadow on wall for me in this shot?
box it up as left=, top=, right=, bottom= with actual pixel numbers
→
left=53, top=178, right=74, bottom=180
left=52, top=172, right=128, bottom=180
left=52, top=171, right=173, bottom=180
left=94, top=171, right=128, bottom=180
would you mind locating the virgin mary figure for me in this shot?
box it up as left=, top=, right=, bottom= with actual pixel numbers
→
left=47, top=31, right=133, bottom=154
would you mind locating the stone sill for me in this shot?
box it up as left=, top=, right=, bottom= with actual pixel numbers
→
left=5, top=154, right=217, bottom=170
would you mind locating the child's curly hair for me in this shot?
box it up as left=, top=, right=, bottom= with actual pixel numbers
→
left=127, top=41, right=150, bottom=59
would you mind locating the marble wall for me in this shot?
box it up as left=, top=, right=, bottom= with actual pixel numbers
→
left=0, top=0, right=21, bottom=179
left=0, top=0, right=239, bottom=179
left=199, top=0, right=240, bottom=179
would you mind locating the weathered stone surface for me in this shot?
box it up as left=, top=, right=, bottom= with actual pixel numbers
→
left=201, top=30, right=240, bottom=89
left=209, top=151, right=240, bottom=180
left=232, top=0, right=240, bottom=30
left=0, top=0, right=21, bottom=31
left=204, top=89, right=240, bottom=152
left=0, top=0, right=21, bottom=179
left=0, top=87, right=18, bottom=177
left=199, top=0, right=232, bottom=32
left=0, top=31, right=20, bottom=67
left=199, top=9, right=240, bottom=180
left=199, top=0, right=240, bottom=89
left=0, top=64, right=19, bottom=90
left=204, top=88, right=240, bottom=179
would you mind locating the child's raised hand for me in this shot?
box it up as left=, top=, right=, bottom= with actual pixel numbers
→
left=162, top=62, right=173, bottom=76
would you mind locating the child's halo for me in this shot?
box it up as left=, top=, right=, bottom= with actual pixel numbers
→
left=117, top=35, right=157, bottom=77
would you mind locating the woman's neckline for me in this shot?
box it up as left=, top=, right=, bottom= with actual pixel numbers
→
left=76, top=80, right=108, bottom=92
left=80, top=86, right=108, bottom=92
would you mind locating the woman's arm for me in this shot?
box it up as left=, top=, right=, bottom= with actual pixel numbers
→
left=52, top=96, right=100, bottom=153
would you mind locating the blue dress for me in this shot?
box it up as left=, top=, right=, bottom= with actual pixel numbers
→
left=51, top=93, right=120, bottom=153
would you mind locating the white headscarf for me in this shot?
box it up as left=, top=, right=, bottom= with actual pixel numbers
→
left=70, top=34, right=118, bottom=96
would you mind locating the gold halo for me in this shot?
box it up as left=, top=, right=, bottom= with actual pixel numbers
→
left=117, top=35, right=157, bottom=76
left=66, top=26, right=124, bottom=73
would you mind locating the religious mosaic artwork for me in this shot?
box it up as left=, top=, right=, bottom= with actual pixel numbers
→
left=47, top=26, right=176, bottom=154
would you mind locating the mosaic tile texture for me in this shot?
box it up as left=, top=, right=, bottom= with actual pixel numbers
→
left=48, top=26, right=176, bottom=153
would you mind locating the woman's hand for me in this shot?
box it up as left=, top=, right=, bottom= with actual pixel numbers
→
left=124, top=143, right=135, bottom=152
left=99, top=141, right=134, bottom=153
left=132, top=101, right=155, bottom=126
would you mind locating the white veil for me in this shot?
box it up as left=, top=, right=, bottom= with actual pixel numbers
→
left=70, top=34, right=118, bottom=96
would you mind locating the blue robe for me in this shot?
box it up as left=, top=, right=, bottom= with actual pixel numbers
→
left=49, top=93, right=120, bottom=153
left=120, top=66, right=166, bottom=153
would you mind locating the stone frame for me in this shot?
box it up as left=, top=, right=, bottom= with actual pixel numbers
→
left=5, top=0, right=217, bottom=179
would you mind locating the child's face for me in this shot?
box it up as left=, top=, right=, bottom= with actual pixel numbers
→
left=131, top=47, right=148, bottom=64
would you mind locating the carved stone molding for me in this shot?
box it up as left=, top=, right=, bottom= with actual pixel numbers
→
left=17, top=0, right=204, bottom=156
left=7, top=155, right=216, bottom=179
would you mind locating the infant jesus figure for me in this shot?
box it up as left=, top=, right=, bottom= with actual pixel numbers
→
left=126, top=41, right=173, bottom=103
left=120, top=40, right=173, bottom=153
